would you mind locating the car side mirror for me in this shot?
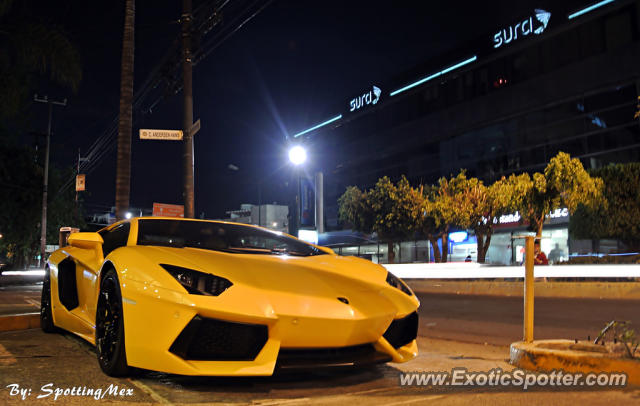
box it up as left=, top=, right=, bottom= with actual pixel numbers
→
left=67, top=232, right=105, bottom=266
left=68, top=232, right=104, bottom=249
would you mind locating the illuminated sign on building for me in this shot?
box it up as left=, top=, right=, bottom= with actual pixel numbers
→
left=350, top=85, right=382, bottom=112
left=494, top=208, right=568, bottom=225
left=449, top=231, right=469, bottom=243
left=548, top=208, right=569, bottom=219
left=498, top=211, right=522, bottom=224
left=493, top=9, right=551, bottom=49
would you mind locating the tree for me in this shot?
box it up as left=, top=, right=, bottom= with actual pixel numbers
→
left=426, top=171, right=469, bottom=262
left=0, top=143, right=84, bottom=268
left=518, top=152, right=603, bottom=238
left=338, top=177, right=420, bottom=263
left=0, top=144, right=41, bottom=267
left=454, top=174, right=520, bottom=263
left=0, top=0, right=81, bottom=121
left=570, top=163, right=640, bottom=250
left=338, top=186, right=373, bottom=233
left=115, top=0, right=135, bottom=220
left=415, top=184, right=446, bottom=262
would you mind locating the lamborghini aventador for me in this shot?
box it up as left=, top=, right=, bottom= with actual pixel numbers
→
left=41, top=217, right=419, bottom=376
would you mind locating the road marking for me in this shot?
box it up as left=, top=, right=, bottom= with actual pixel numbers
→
left=58, top=334, right=172, bottom=404
left=25, top=299, right=40, bottom=307
left=252, top=398, right=310, bottom=405
left=0, top=304, right=38, bottom=307
left=128, top=378, right=173, bottom=404
left=0, top=343, right=17, bottom=366
left=253, top=391, right=442, bottom=406
left=385, top=395, right=444, bottom=405
left=339, top=387, right=399, bottom=396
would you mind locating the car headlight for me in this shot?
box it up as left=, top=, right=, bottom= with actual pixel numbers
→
left=160, top=264, right=232, bottom=296
left=386, top=272, right=413, bottom=296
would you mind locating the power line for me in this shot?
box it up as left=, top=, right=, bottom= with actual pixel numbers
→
left=56, top=0, right=273, bottom=201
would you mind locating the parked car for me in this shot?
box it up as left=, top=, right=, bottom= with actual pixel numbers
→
left=42, top=217, right=420, bottom=376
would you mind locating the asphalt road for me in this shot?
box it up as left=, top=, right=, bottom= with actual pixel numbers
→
left=415, top=292, right=640, bottom=346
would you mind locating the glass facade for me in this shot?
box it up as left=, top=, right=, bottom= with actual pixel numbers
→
left=331, top=226, right=571, bottom=266
left=299, top=1, right=640, bottom=230
left=510, top=228, right=569, bottom=265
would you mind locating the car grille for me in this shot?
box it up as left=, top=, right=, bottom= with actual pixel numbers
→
left=169, top=315, right=268, bottom=361
left=277, top=344, right=391, bottom=369
left=383, top=311, right=419, bottom=349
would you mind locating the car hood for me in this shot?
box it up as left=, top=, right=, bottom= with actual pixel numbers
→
left=126, top=245, right=390, bottom=297
left=115, top=245, right=417, bottom=348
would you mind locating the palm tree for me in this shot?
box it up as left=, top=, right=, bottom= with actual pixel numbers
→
left=115, top=0, right=135, bottom=221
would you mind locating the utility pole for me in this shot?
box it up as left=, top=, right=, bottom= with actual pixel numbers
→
left=182, top=0, right=195, bottom=218
left=34, top=95, right=67, bottom=267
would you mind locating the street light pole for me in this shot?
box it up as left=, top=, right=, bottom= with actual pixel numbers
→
left=34, top=95, right=67, bottom=267
left=314, top=171, right=324, bottom=234
left=288, top=145, right=307, bottom=237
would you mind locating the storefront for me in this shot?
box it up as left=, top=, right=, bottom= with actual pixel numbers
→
left=324, top=208, right=571, bottom=265
left=486, top=209, right=570, bottom=265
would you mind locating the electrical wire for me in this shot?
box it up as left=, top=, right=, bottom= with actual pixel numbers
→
left=55, top=0, right=273, bottom=200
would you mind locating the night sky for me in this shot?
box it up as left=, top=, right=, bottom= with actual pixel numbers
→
left=30, top=0, right=587, bottom=219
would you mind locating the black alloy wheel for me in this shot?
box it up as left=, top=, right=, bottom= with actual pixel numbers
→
left=95, top=269, right=130, bottom=376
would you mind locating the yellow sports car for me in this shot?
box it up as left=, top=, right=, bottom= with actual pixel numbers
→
left=42, top=217, right=419, bottom=376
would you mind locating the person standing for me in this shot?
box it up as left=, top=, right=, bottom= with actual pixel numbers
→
left=534, top=241, right=549, bottom=265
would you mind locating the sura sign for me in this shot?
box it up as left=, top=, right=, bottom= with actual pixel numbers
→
left=493, top=9, right=551, bottom=49
left=349, top=85, right=382, bottom=112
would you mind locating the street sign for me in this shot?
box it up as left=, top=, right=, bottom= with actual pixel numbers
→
left=75, top=174, right=86, bottom=191
left=140, top=129, right=183, bottom=140
left=152, top=203, right=184, bottom=218
left=189, top=118, right=201, bottom=137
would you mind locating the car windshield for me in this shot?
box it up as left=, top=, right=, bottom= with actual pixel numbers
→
left=136, top=219, right=325, bottom=257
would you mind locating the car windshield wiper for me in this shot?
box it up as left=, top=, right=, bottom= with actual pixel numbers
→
left=223, top=246, right=313, bottom=256
left=225, top=247, right=273, bottom=254
left=270, top=248, right=315, bottom=256
left=184, top=245, right=317, bottom=256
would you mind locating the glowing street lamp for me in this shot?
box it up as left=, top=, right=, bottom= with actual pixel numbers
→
left=288, top=145, right=307, bottom=166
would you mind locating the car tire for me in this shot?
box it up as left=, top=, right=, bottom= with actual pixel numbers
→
left=40, top=267, right=58, bottom=333
left=95, top=269, right=130, bottom=376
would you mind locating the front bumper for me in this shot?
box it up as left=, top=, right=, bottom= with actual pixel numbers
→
left=120, top=278, right=419, bottom=376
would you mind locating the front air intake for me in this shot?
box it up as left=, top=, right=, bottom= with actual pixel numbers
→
left=169, top=316, right=268, bottom=361
left=383, top=311, right=419, bottom=349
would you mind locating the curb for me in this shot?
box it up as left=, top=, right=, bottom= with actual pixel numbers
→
left=0, top=313, right=41, bottom=332
left=510, top=339, right=640, bottom=386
